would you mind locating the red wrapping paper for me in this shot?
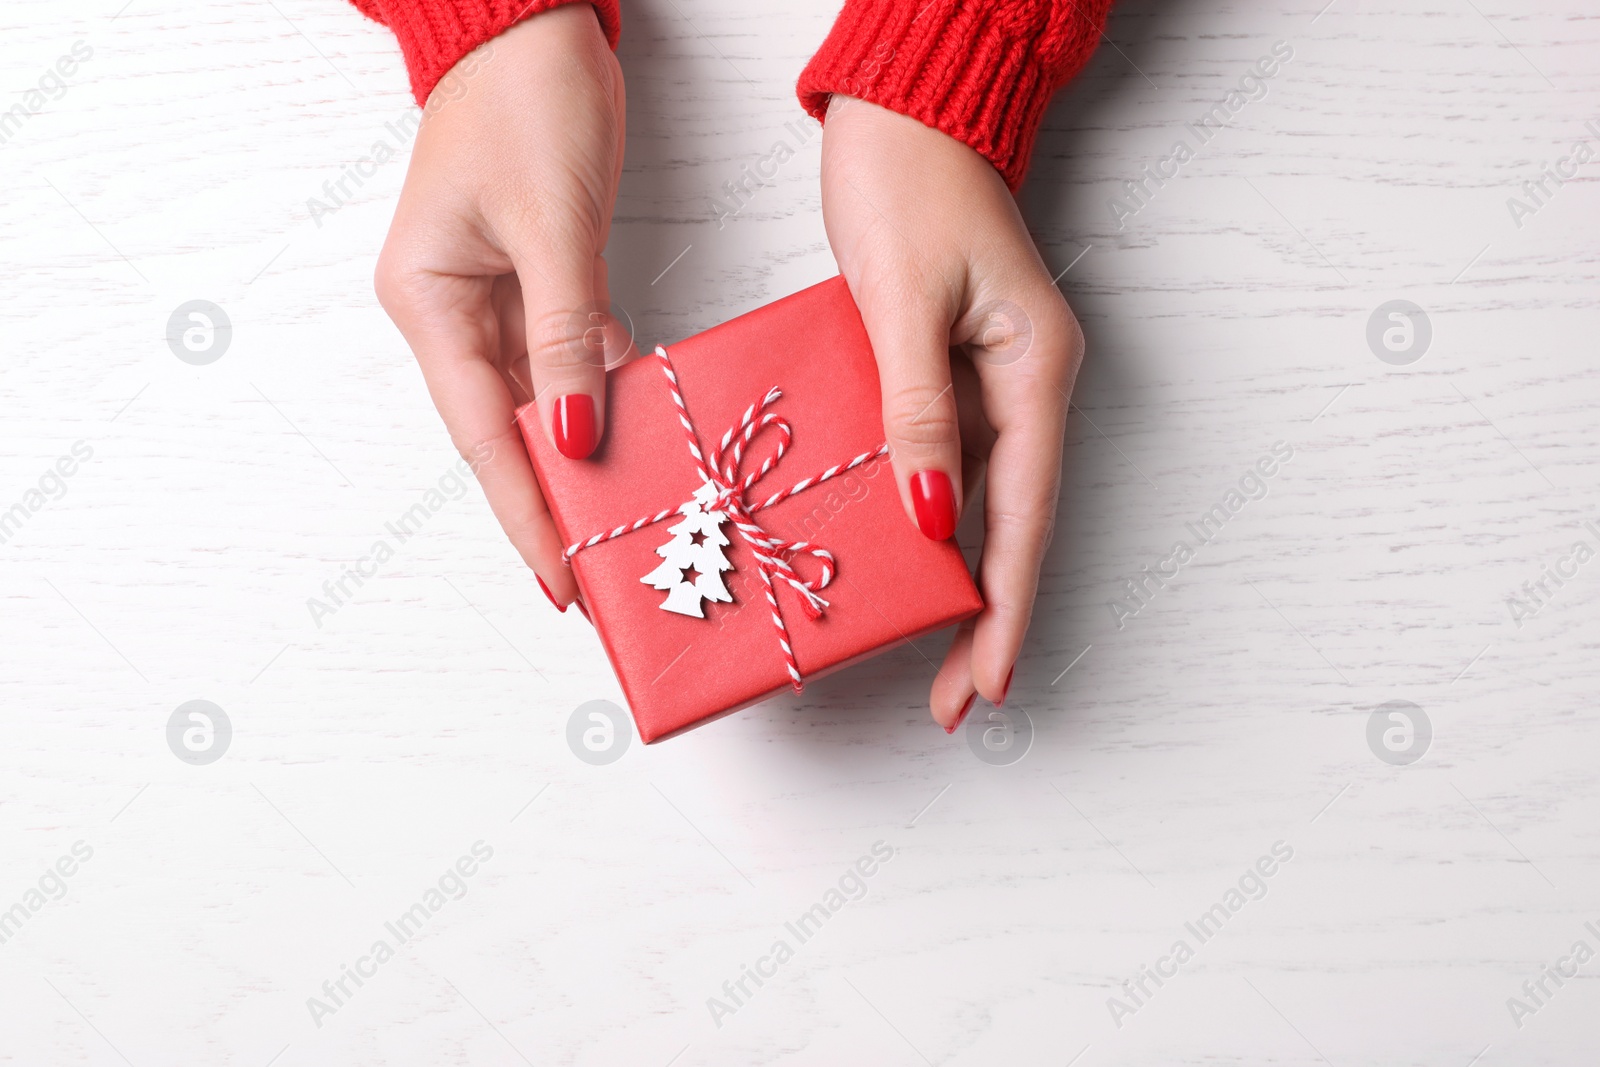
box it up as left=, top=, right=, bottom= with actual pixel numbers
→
left=515, top=277, right=983, bottom=742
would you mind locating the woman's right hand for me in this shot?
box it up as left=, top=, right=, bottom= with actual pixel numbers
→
left=374, top=3, right=629, bottom=610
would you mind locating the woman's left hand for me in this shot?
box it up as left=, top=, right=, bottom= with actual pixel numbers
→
left=819, top=96, right=1085, bottom=732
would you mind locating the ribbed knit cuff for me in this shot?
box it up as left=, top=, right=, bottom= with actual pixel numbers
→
left=797, top=0, right=1109, bottom=190
left=352, top=0, right=621, bottom=106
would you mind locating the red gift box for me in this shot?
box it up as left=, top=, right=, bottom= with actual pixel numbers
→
left=515, top=276, right=982, bottom=742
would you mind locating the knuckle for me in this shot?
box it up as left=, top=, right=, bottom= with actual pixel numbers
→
left=983, top=288, right=1083, bottom=384
left=983, top=591, right=1037, bottom=635
left=1037, top=294, right=1085, bottom=366
left=372, top=250, right=412, bottom=318
left=526, top=309, right=607, bottom=374
left=372, top=246, right=442, bottom=332
left=1049, top=302, right=1086, bottom=366
left=454, top=433, right=502, bottom=473
left=883, top=383, right=959, bottom=450
left=988, top=497, right=1058, bottom=557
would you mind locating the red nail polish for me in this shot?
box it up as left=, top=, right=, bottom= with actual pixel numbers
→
left=945, top=692, right=976, bottom=734
left=574, top=596, right=591, bottom=625
left=999, top=667, right=1014, bottom=707
left=910, top=470, right=957, bottom=541
left=552, top=394, right=598, bottom=460
left=536, top=574, right=567, bottom=613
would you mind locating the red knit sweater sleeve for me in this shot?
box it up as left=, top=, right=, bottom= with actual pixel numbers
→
left=347, top=0, right=620, bottom=105
left=797, top=0, right=1112, bottom=190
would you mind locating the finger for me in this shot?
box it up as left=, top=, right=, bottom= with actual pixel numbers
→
left=932, top=615, right=978, bottom=732
left=496, top=202, right=615, bottom=462
left=952, top=347, right=994, bottom=498
left=495, top=264, right=639, bottom=403
left=932, top=359, right=991, bottom=732
left=965, top=291, right=1084, bottom=702
left=853, top=284, right=964, bottom=541
left=376, top=266, right=580, bottom=605
left=490, top=273, right=532, bottom=405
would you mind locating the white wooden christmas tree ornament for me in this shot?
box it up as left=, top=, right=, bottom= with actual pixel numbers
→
left=641, top=482, right=734, bottom=617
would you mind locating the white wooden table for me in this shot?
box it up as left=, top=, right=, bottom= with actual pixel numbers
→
left=3, top=1, right=1598, bottom=1063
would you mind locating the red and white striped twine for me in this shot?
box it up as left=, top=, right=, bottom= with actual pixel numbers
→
left=563, top=345, right=889, bottom=691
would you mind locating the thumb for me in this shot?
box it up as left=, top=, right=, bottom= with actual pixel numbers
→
left=855, top=284, right=963, bottom=541
left=506, top=215, right=622, bottom=462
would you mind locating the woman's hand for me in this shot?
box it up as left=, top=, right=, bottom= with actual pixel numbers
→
left=820, top=97, right=1085, bottom=731
left=374, top=4, right=629, bottom=609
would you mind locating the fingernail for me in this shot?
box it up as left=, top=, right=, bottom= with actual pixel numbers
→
left=574, top=596, right=591, bottom=625
left=910, top=470, right=957, bottom=540
left=552, top=394, right=598, bottom=460
left=999, top=666, right=1014, bottom=707
left=536, top=574, right=567, bottom=613
left=945, top=692, right=976, bottom=734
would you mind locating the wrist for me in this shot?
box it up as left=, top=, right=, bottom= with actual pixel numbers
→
left=363, top=0, right=620, bottom=106
left=487, top=3, right=613, bottom=70
left=822, top=96, right=1008, bottom=198
left=797, top=0, right=1111, bottom=191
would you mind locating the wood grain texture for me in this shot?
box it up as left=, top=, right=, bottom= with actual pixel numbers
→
left=2, top=1, right=1598, bottom=1064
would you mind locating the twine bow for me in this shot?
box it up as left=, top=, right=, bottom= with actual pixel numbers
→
left=563, top=346, right=889, bottom=691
